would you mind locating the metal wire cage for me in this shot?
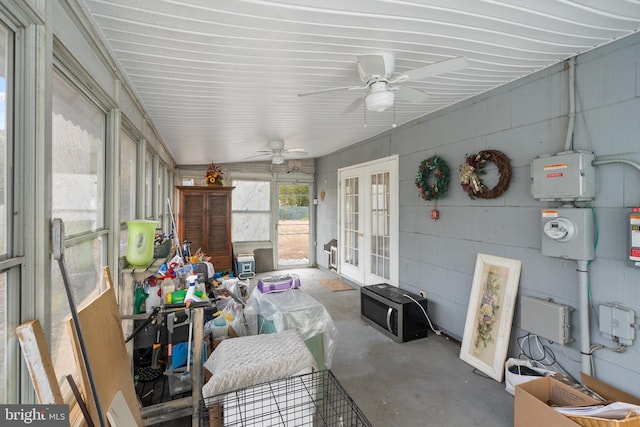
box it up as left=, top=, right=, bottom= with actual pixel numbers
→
left=201, top=370, right=372, bottom=426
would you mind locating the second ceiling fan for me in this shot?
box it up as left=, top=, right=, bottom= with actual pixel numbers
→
left=298, top=54, right=468, bottom=114
left=248, top=139, right=307, bottom=164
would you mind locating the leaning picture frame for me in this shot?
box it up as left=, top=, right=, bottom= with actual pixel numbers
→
left=459, top=253, right=522, bottom=382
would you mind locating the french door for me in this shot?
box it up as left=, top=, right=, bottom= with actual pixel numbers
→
left=338, top=156, right=398, bottom=286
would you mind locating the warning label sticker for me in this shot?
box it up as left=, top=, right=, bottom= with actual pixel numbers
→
left=542, top=210, right=558, bottom=218
left=543, top=163, right=568, bottom=170
left=546, top=172, right=564, bottom=178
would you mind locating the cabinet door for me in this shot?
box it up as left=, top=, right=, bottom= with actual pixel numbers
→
left=182, top=193, right=206, bottom=255
left=206, top=191, right=231, bottom=270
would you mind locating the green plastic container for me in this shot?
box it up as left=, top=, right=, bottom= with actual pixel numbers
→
left=125, top=220, right=158, bottom=267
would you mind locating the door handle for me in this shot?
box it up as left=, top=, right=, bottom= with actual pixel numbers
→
left=386, top=307, right=393, bottom=333
left=358, top=232, right=364, bottom=237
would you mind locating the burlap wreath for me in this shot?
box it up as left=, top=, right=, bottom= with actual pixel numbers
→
left=459, top=149, right=511, bottom=199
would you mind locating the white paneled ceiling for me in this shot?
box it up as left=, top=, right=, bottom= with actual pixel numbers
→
left=79, top=0, right=640, bottom=166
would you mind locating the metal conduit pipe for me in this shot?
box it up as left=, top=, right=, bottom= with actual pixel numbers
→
left=564, top=57, right=576, bottom=152
left=577, top=259, right=591, bottom=376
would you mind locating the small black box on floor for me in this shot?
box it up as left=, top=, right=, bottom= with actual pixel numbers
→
left=360, top=283, right=429, bottom=343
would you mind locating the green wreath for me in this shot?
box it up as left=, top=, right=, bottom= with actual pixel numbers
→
left=415, top=155, right=450, bottom=201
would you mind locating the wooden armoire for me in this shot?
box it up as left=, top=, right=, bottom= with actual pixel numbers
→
left=176, top=186, right=234, bottom=272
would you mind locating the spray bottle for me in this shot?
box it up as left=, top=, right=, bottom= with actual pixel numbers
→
left=184, top=274, right=203, bottom=308
left=145, top=278, right=162, bottom=314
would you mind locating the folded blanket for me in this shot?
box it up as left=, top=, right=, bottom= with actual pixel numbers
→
left=202, top=330, right=316, bottom=400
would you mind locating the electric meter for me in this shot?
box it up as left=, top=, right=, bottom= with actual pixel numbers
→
left=541, top=208, right=594, bottom=260
left=543, top=218, right=577, bottom=242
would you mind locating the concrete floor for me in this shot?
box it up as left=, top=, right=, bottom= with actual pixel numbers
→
left=155, top=267, right=514, bottom=426
left=288, top=267, right=514, bottom=427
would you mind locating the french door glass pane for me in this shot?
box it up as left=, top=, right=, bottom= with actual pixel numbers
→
left=370, top=172, right=390, bottom=279
left=344, top=177, right=359, bottom=266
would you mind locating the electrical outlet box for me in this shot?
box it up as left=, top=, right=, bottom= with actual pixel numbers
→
left=531, top=151, right=596, bottom=201
left=521, top=296, right=573, bottom=344
left=599, top=304, right=635, bottom=345
left=541, top=207, right=595, bottom=261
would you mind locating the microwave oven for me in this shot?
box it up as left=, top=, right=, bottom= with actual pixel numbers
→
left=360, top=283, right=429, bottom=343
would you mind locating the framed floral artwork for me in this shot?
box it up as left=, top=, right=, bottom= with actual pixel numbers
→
left=459, top=253, right=522, bottom=382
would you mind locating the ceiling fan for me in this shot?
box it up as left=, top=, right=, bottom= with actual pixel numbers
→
left=247, top=139, right=307, bottom=164
left=298, top=54, right=468, bottom=113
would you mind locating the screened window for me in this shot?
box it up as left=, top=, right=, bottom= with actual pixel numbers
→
left=0, top=21, right=11, bottom=403
left=119, top=130, right=137, bottom=222
left=0, top=25, right=6, bottom=257
left=157, top=161, right=166, bottom=229
left=231, top=179, right=271, bottom=242
left=51, top=69, right=107, bottom=383
left=145, top=150, right=154, bottom=218
left=52, top=73, right=105, bottom=235
left=119, top=130, right=137, bottom=255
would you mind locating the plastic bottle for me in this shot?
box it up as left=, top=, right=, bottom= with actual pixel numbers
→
left=146, top=283, right=161, bottom=313
left=161, top=278, right=176, bottom=305
left=184, top=274, right=203, bottom=308
left=165, top=289, right=206, bottom=304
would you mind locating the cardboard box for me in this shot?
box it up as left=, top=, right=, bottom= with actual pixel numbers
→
left=515, top=374, right=640, bottom=427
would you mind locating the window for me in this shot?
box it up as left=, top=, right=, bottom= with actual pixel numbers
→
left=119, top=130, right=137, bottom=255
left=157, top=161, right=167, bottom=230
left=51, top=69, right=107, bottom=383
left=0, top=25, right=6, bottom=257
left=145, top=149, right=154, bottom=219
left=231, top=179, right=271, bottom=242
left=0, top=20, right=13, bottom=403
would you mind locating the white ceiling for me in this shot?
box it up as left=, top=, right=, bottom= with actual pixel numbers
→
left=79, top=0, right=640, bottom=166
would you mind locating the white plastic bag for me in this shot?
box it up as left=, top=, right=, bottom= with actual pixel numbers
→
left=504, top=358, right=555, bottom=396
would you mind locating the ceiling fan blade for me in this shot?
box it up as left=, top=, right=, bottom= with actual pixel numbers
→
left=297, top=85, right=364, bottom=97
left=394, top=86, right=430, bottom=103
left=286, top=147, right=306, bottom=153
left=286, top=151, right=309, bottom=157
left=245, top=152, right=271, bottom=160
left=341, top=96, right=365, bottom=114
left=357, top=54, right=392, bottom=80
left=394, top=56, right=468, bottom=83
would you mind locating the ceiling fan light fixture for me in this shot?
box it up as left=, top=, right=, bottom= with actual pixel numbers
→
left=272, top=154, right=285, bottom=165
left=365, top=85, right=395, bottom=112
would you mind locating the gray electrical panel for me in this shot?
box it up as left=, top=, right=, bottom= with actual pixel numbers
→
left=541, top=207, right=595, bottom=261
left=521, top=296, right=573, bottom=344
left=531, top=151, right=596, bottom=201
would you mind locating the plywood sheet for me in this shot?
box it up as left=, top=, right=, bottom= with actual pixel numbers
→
left=16, top=319, right=63, bottom=404
left=66, top=269, right=142, bottom=426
